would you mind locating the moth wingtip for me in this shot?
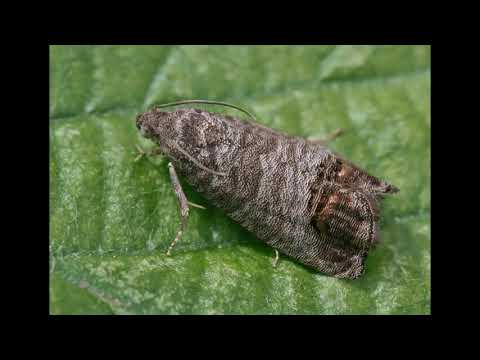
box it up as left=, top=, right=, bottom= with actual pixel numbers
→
left=333, top=252, right=369, bottom=280
left=351, top=253, right=368, bottom=279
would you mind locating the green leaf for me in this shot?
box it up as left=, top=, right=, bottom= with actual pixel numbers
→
left=50, top=45, right=431, bottom=315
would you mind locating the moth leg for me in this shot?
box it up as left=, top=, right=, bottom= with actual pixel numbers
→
left=166, top=162, right=190, bottom=256
left=308, top=128, right=344, bottom=145
left=134, top=145, right=163, bottom=162
left=188, top=201, right=206, bottom=210
left=272, top=249, right=280, bottom=268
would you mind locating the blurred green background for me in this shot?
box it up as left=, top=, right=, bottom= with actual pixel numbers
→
left=49, top=45, right=430, bottom=314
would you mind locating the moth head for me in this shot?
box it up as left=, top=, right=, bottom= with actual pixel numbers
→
left=136, top=112, right=155, bottom=140
left=136, top=110, right=176, bottom=143
left=135, top=109, right=228, bottom=177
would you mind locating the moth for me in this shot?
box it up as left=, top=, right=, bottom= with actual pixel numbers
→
left=135, top=100, right=398, bottom=279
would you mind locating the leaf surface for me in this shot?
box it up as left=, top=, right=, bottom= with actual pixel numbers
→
left=50, top=45, right=430, bottom=314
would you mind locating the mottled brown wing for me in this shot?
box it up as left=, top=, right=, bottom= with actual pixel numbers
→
left=212, top=115, right=395, bottom=279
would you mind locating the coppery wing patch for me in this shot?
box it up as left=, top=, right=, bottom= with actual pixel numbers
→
left=313, top=187, right=380, bottom=249
left=307, top=182, right=382, bottom=278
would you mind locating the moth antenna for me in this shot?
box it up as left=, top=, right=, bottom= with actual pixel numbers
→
left=153, top=99, right=257, bottom=122
left=170, top=140, right=227, bottom=177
